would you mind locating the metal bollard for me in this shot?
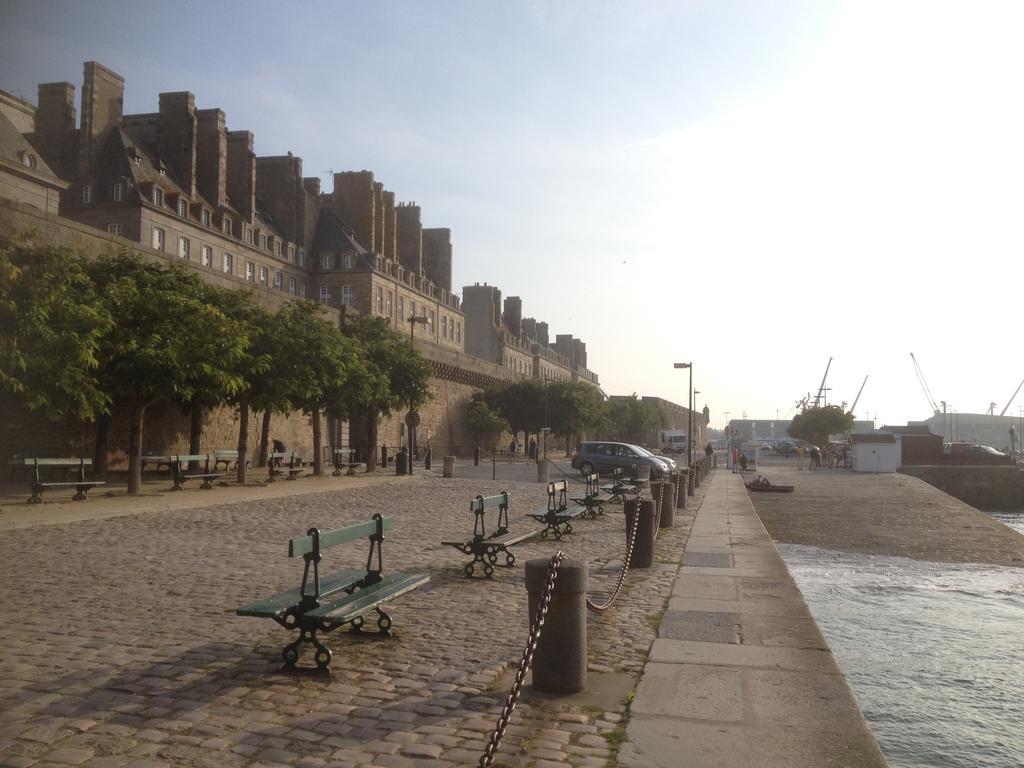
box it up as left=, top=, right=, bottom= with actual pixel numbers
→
left=474, top=446, right=481, bottom=466
left=623, top=498, right=655, bottom=568
left=635, top=463, right=652, bottom=482
left=694, top=462, right=702, bottom=488
left=536, top=458, right=549, bottom=484
left=525, top=558, right=587, bottom=694
left=381, top=445, right=389, bottom=469
left=443, top=455, right=455, bottom=478
left=687, top=465, right=695, bottom=496
left=653, top=479, right=674, bottom=529
left=395, top=447, right=407, bottom=475
left=677, top=469, right=688, bottom=509
left=424, top=448, right=432, bottom=471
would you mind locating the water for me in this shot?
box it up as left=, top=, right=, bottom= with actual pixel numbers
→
left=778, top=526, right=1024, bottom=768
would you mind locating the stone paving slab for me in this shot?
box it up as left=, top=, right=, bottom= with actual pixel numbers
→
left=621, top=470, right=888, bottom=768
left=0, top=472, right=710, bottom=767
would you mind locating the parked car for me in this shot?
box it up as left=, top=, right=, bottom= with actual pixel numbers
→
left=634, top=445, right=678, bottom=472
left=571, top=441, right=670, bottom=478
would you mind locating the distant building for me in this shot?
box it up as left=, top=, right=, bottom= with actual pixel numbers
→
left=911, top=412, right=1018, bottom=449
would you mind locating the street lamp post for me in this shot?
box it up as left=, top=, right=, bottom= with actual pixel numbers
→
left=407, top=314, right=429, bottom=472
left=674, top=363, right=693, bottom=470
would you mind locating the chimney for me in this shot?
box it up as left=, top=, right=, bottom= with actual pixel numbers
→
left=536, top=321, right=549, bottom=347
left=227, top=130, right=255, bottom=222
left=522, top=317, right=537, bottom=340
left=504, top=296, right=523, bottom=337
left=196, top=109, right=227, bottom=208
left=422, top=228, right=452, bottom=292
left=303, top=176, right=321, bottom=196
left=373, top=182, right=385, bottom=256
left=158, top=91, right=197, bottom=198
left=332, top=171, right=375, bottom=251
left=396, top=203, right=422, bottom=275
left=79, top=61, right=124, bottom=173
left=382, top=190, right=396, bottom=261
left=256, top=154, right=304, bottom=243
left=36, top=82, right=76, bottom=134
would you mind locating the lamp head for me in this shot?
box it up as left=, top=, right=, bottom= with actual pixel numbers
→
left=673, top=362, right=691, bottom=369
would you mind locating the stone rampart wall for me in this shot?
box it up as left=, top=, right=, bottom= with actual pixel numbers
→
left=899, top=465, right=1024, bottom=511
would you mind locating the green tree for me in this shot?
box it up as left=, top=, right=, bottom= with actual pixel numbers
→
left=787, top=405, right=854, bottom=448
left=604, top=395, right=667, bottom=444
left=547, top=381, right=605, bottom=455
left=0, top=232, right=112, bottom=421
left=88, top=253, right=248, bottom=494
left=463, top=399, right=510, bottom=453
left=337, top=315, right=431, bottom=471
left=481, top=379, right=546, bottom=437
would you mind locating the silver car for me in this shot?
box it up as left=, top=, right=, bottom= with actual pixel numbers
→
left=571, top=441, right=670, bottom=478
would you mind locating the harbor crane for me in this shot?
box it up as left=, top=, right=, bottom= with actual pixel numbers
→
left=999, top=377, right=1024, bottom=416
left=910, top=353, right=941, bottom=416
left=849, top=375, right=869, bottom=416
left=812, top=357, right=834, bottom=408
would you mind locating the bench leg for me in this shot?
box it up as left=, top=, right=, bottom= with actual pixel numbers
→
left=283, top=628, right=333, bottom=672
left=28, top=484, right=43, bottom=504
left=463, top=550, right=493, bottom=579
left=200, top=479, right=214, bottom=489
left=346, top=467, right=356, bottom=476
left=72, top=487, right=89, bottom=501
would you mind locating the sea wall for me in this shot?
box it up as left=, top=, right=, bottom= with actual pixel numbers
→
left=899, top=465, right=1024, bottom=511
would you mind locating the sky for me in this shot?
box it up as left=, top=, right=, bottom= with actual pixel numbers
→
left=3, top=0, right=1023, bottom=429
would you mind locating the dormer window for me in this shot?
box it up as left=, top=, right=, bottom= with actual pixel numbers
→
left=201, top=209, right=211, bottom=227
left=244, top=226, right=253, bottom=245
left=287, top=244, right=295, bottom=262
left=177, top=199, right=188, bottom=218
left=259, top=233, right=267, bottom=250
left=82, top=185, right=93, bottom=204
left=297, top=249, right=305, bottom=266
left=274, top=240, right=281, bottom=256
left=153, top=187, right=164, bottom=207
left=113, top=182, right=125, bottom=202
left=19, top=151, right=37, bottom=168
left=222, top=217, right=233, bottom=237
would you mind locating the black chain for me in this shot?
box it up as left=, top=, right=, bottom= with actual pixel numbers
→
left=478, top=550, right=565, bottom=768
left=586, top=492, right=640, bottom=613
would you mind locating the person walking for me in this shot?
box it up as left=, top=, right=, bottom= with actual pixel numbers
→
left=528, top=437, right=538, bottom=464
left=509, top=437, right=518, bottom=464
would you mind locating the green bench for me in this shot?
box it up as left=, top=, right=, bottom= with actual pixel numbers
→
left=169, top=453, right=223, bottom=491
left=213, top=449, right=249, bottom=472
left=570, top=473, right=605, bottom=518
left=329, top=447, right=361, bottom=476
left=527, top=480, right=586, bottom=539
left=268, top=451, right=304, bottom=482
left=141, top=454, right=172, bottom=474
left=600, top=467, right=641, bottom=503
left=236, top=513, right=428, bottom=671
left=18, top=457, right=105, bottom=504
left=441, top=491, right=540, bottom=578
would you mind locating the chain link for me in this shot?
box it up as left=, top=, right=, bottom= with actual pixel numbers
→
left=586, top=490, right=641, bottom=613
left=479, top=550, right=565, bottom=768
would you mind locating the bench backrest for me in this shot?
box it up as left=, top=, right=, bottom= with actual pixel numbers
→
left=290, top=515, right=396, bottom=557
left=17, top=457, right=92, bottom=467
left=214, top=449, right=238, bottom=459
left=470, top=491, right=510, bottom=538
left=170, top=454, right=211, bottom=464
left=583, top=473, right=599, bottom=496
left=548, top=480, right=569, bottom=512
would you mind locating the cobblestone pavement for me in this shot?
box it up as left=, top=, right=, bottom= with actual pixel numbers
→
left=0, top=472, right=709, bottom=767
left=747, top=461, right=1024, bottom=566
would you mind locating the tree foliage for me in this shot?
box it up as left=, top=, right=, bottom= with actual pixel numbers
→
left=787, top=405, right=854, bottom=448
left=604, top=395, right=667, bottom=443
left=547, top=381, right=605, bottom=451
left=479, top=379, right=547, bottom=436
left=0, top=233, right=112, bottom=420
left=463, top=399, right=509, bottom=452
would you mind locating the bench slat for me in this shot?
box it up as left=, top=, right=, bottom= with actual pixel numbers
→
left=24, top=458, right=93, bottom=467
left=305, top=572, right=429, bottom=623
left=289, top=516, right=396, bottom=557
left=236, top=569, right=367, bottom=619
left=470, top=492, right=508, bottom=513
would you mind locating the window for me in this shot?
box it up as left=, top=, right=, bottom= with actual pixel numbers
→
left=259, top=265, right=268, bottom=285
left=223, top=252, right=233, bottom=274
left=342, top=253, right=354, bottom=269
left=299, top=282, right=306, bottom=298
left=287, top=245, right=295, bottom=262
left=442, top=316, right=448, bottom=339
left=320, top=284, right=331, bottom=304
left=386, top=291, right=393, bottom=320
left=20, top=151, right=37, bottom=168
left=177, top=199, right=188, bottom=218
left=410, top=301, right=416, bottom=320
left=244, top=226, right=253, bottom=244
left=428, top=310, right=434, bottom=331
left=222, top=217, right=233, bottom=237
left=274, top=240, right=281, bottom=257
left=113, top=182, right=125, bottom=202
left=288, top=277, right=296, bottom=294
left=106, top=223, right=124, bottom=236
left=341, top=285, right=353, bottom=306
left=178, top=236, right=190, bottom=260
left=297, top=249, right=305, bottom=266
left=201, top=209, right=211, bottom=227
left=245, top=262, right=255, bottom=282
left=274, top=271, right=282, bottom=289
left=376, top=287, right=383, bottom=314
left=456, top=322, right=461, bottom=343
left=152, top=226, right=165, bottom=251
left=201, top=245, right=213, bottom=267
left=398, top=296, right=404, bottom=321
left=153, top=187, right=163, bottom=207
left=259, top=233, right=267, bottom=250
left=82, top=185, right=92, bottom=204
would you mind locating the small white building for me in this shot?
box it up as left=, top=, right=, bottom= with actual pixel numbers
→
left=851, top=433, right=900, bottom=473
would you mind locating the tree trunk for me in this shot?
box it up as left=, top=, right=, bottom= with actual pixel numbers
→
left=236, top=396, right=250, bottom=484
left=189, top=403, right=204, bottom=470
left=93, top=412, right=111, bottom=477
left=312, top=408, right=323, bottom=476
left=258, top=411, right=271, bottom=468
left=127, top=403, right=147, bottom=496
left=366, top=410, right=379, bottom=471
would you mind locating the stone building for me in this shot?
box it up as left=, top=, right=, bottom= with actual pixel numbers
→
left=0, top=60, right=615, bottom=466
left=461, top=283, right=599, bottom=385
